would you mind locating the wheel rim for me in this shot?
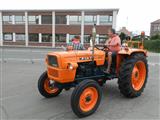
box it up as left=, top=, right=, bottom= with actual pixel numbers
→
left=131, top=61, right=146, bottom=91
left=79, top=87, right=98, bottom=112
left=44, top=78, right=59, bottom=94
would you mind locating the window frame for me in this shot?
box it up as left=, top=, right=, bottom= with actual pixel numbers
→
left=84, top=15, right=97, bottom=23
left=55, top=34, right=66, bottom=43
left=15, top=16, right=25, bottom=24
left=2, top=15, right=12, bottom=24
left=55, top=15, right=67, bottom=25
left=28, top=15, right=39, bottom=24
left=42, top=34, right=52, bottom=42
left=69, top=16, right=81, bottom=24
left=3, top=33, right=13, bottom=41
left=84, top=34, right=91, bottom=43
left=16, top=33, right=25, bottom=41
left=99, top=15, right=112, bottom=24
left=29, top=33, right=39, bottom=42
left=41, top=15, right=52, bottom=25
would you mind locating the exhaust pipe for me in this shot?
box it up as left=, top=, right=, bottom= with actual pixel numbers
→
left=91, top=24, right=96, bottom=62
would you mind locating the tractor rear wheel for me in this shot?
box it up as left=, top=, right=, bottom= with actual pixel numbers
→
left=38, top=71, right=62, bottom=98
left=118, top=53, right=148, bottom=98
left=71, top=80, right=102, bottom=118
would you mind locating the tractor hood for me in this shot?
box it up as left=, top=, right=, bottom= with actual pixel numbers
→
left=47, top=49, right=105, bottom=68
left=47, top=49, right=104, bottom=59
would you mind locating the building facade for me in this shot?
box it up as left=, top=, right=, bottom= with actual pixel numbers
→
left=150, top=19, right=160, bottom=36
left=0, top=9, right=119, bottom=47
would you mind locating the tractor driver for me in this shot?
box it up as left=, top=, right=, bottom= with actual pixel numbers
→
left=104, top=28, right=121, bottom=74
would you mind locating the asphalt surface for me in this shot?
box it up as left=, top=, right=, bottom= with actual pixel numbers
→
left=0, top=47, right=160, bottom=120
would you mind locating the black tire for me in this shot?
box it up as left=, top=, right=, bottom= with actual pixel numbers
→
left=38, top=71, right=62, bottom=98
left=71, top=80, right=102, bottom=118
left=118, top=53, right=148, bottom=98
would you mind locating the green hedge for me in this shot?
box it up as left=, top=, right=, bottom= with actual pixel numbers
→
left=144, top=40, right=160, bottom=53
left=151, top=34, right=160, bottom=40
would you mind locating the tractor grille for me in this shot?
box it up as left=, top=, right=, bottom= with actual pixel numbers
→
left=48, top=55, right=58, bottom=67
left=48, top=68, right=59, bottom=77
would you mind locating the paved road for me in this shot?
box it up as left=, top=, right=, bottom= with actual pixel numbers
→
left=0, top=47, right=160, bottom=120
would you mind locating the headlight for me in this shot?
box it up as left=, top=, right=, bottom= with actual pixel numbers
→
left=68, top=63, right=74, bottom=70
left=67, top=63, right=78, bottom=70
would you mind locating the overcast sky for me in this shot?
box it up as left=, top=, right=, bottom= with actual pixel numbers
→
left=0, top=0, right=160, bottom=35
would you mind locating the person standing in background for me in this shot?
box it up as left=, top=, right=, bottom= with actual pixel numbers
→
left=67, top=35, right=85, bottom=50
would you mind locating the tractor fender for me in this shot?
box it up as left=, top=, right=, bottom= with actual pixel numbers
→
left=116, top=49, right=147, bottom=75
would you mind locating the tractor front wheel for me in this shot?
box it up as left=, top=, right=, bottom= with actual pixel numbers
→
left=38, top=71, right=62, bottom=98
left=118, top=53, right=148, bottom=98
left=71, top=80, right=102, bottom=118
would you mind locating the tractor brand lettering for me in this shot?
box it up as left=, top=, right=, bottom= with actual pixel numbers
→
left=79, top=57, right=92, bottom=60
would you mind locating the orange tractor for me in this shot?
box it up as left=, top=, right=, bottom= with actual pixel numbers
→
left=38, top=26, right=148, bottom=118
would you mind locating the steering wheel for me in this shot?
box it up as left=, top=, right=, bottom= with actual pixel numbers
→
left=94, top=45, right=109, bottom=51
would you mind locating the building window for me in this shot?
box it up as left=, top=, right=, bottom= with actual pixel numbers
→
left=28, top=16, right=39, bottom=24
left=158, top=26, right=160, bottom=31
left=152, top=25, right=154, bottom=31
left=42, top=15, right=52, bottom=24
left=16, top=33, right=25, bottom=41
left=2, top=16, right=12, bottom=24
left=109, top=16, right=113, bottom=22
left=84, top=16, right=97, bottom=24
left=56, top=15, right=67, bottom=24
left=69, top=16, right=81, bottom=24
left=84, top=35, right=91, bottom=43
left=56, top=34, right=66, bottom=42
left=153, top=25, right=157, bottom=31
left=15, top=16, right=25, bottom=24
left=156, top=26, right=158, bottom=31
left=42, top=34, right=52, bottom=42
left=99, top=35, right=108, bottom=44
left=29, top=34, right=38, bottom=42
left=3, top=33, right=13, bottom=41
left=100, top=15, right=112, bottom=24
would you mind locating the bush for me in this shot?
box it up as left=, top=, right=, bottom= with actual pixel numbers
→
left=144, top=40, right=160, bottom=53
left=151, top=34, right=160, bottom=40
left=132, top=36, right=150, bottom=41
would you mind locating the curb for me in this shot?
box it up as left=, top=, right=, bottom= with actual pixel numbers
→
left=0, top=45, right=63, bottom=50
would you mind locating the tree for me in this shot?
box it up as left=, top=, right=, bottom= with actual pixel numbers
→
left=119, top=32, right=126, bottom=43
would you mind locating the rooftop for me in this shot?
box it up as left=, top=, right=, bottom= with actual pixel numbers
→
left=151, top=19, right=160, bottom=24
left=0, top=9, right=119, bottom=12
